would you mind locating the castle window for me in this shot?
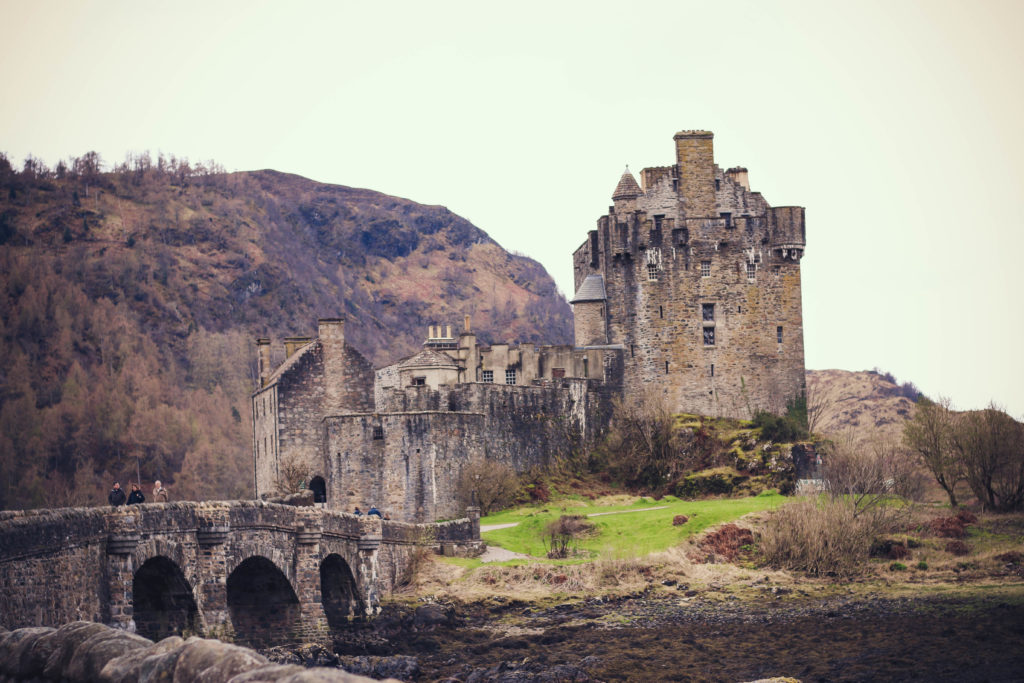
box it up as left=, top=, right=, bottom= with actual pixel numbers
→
left=505, top=369, right=516, bottom=385
left=665, top=361, right=669, bottom=374
left=738, top=305, right=742, bottom=313
left=582, top=358, right=589, bottom=377
left=704, top=327, right=716, bottom=346
left=659, top=305, right=664, bottom=319
left=777, top=326, right=783, bottom=344
left=701, top=260, right=711, bottom=277
left=372, top=425, right=383, bottom=440
left=746, top=262, right=756, bottom=282
left=552, top=368, right=565, bottom=378
left=711, top=364, right=715, bottom=377
left=412, top=376, right=426, bottom=386
left=702, top=303, right=715, bottom=321
left=482, top=370, right=493, bottom=383
left=647, top=263, right=659, bottom=281
left=721, top=212, right=732, bottom=228
left=715, top=178, right=721, bottom=191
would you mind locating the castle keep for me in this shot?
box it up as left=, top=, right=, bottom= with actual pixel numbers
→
left=253, top=130, right=806, bottom=522
left=572, top=130, right=806, bottom=417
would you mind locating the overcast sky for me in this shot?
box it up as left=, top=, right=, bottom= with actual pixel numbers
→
left=2, top=0, right=1022, bottom=417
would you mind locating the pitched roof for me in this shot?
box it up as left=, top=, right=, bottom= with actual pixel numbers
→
left=397, top=347, right=458, bottom=370
left=570, top=274, right=607, bottom=303
left=611, top=167, right=643, bottom=200
left=262, top=339, right=316, bottom=388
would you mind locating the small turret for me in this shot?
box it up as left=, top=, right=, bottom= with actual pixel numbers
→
left=611, top=167, right=643, bottom=202
left=768, top=206, right=806, bottom=261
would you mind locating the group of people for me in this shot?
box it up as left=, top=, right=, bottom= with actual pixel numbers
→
left=352, top=505, right=388, bottom=519
left=108, top=480, right=168, bottom=506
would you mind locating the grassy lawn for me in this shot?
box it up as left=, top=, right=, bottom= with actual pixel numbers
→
left=481, top=490, right=784, bottom=559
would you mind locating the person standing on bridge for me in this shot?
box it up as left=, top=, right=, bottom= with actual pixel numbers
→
left=127, top=483, right=145, bottom=505
left=153, top=480, right=169, bottom=502
left=108, top=482, right=126, bottom=507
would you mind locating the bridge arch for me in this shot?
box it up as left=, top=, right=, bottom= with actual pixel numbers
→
left=133, top=556, right=199, bottom=641
left=320, top=553, right=362, bottom=627
left=226, top=556, right=300, bottom=648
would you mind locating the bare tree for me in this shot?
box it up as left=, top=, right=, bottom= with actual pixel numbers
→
left=822, top=430, right=924, bottom=516
left=456, top=458, right=519, bottom=516
left=903, top=396, right=963, bottom=507
left=274, top=453, right=313, bottom=496
left=953, top=404, right=1024, bottom=512
left=604, top=386, right=687, bottom=489
left=804, top=383, right=832, bottom=436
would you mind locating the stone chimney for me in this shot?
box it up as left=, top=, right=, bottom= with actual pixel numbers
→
left=284, top=336, right=312, bottom=359
left=318, top=318, right=346, bottom=413
left=726, top=166, right=750, bottom=191
left=463, top=314, right=471, bottom=333
left=256, top=338, right=271, bottom=387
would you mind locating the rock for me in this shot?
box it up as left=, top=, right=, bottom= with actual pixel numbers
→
left=0, top=626, right=54, bottom=677
left=64, top=629, right=153, bottom=682
left=339, top=654, right=419, bottom=680
left=41, top=620, right=111, bottom=679
left=173, top=636, right=268, bottom=682
left=226, top=663, right=309, bottom=682
left=99, top=635, right=184, bottom=683
left=672, top=514, right=689, bottom=526
left=413, top=603, right=454, bottom=629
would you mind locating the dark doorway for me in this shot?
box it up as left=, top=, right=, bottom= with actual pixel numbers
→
left=309, top=475, right=327, bottom=504
left=133, top=556, right=199, bottom=641
left=321, top=554, right=361, bottom=628
left=226, top=556, right=300, bottom=648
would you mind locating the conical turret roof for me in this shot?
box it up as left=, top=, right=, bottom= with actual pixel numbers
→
left=611, top=167, right=643, bottom=201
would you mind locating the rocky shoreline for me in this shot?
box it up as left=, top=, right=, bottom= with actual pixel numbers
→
left=268, top=588, right=1024, bottom=682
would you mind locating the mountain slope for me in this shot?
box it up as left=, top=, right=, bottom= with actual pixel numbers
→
left=806, top=369, right=918, bottom=441
left=0, top=157, right=572, bottom=509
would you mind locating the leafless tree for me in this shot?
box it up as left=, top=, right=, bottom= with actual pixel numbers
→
left=903, top=396, right=963, bottom=507
left=456, top=458, right=519, bottom=516
left=953, top=403, right=1024, bottom=512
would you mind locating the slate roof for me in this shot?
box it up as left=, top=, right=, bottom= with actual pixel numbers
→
left=397, top=347, right=459, bottom=369
left=570, top=274, right=607, bottom=303
left=611, top=167, right=643, bottom=200
left=262, top=339, right=316, bottom=388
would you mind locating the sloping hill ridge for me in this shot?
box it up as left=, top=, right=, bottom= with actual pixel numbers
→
left=806, top=369, right=918, bottom=441
left=0, top=161, right=572, bottom=508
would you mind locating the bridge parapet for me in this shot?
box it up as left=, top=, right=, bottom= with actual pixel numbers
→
left=0, top=500, right=482, bottom=638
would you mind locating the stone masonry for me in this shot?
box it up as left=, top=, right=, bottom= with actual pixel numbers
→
left=0, top=502, right=479, bottom=647
left=572, top=130, right=807, bottom=417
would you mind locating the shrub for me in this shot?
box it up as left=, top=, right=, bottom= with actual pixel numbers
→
left=761, top=497, right=903, bottom=577
left=945, top=540, right=971, bottom=556
left=544, top=515, right=596, bottom=559
left=697, top=523, right=754, bottom=562
left=995, top=551, right=1023, bottom=565
left=906, top=537, right=922, bottom=549
left=889, top=562, right=907, bottom=571
left=870, top=539, right=909, bottom=559
left=955, top=508, right=978, bottom=524
left=929, top=516, right=967, bottom=538
left=672, top=514, right=689, bottom=526
left=917, top=561, right=928, bottom=570
left=753, top=410, right=807, bottom=443
left=675, top=467, right=748, bottom=498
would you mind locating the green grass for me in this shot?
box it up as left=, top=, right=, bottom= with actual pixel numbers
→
left=480, top=490, right=784, bottom=559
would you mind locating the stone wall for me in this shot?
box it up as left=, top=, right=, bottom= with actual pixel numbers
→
left=325, top=379, right=616, bottom=521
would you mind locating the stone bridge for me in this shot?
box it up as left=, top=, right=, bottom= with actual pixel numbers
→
left=0, top=501, right=480, bottom=648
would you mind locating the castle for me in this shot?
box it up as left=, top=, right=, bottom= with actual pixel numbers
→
left=252, top=130, right=806, bottom=522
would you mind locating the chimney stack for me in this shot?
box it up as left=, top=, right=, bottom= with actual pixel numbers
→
left=256, top=338, right=271, bottom=387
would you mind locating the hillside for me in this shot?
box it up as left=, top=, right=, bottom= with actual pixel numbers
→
left=0, top=154, right=572, bottom=509
left=806, top=368, right=919, bottom=441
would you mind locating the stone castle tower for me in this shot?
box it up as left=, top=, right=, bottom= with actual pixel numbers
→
left=571, top=130, right=806, bottom=417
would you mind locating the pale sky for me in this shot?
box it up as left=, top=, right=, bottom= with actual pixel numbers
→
left=2, top=0, right=1023, bottom=418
